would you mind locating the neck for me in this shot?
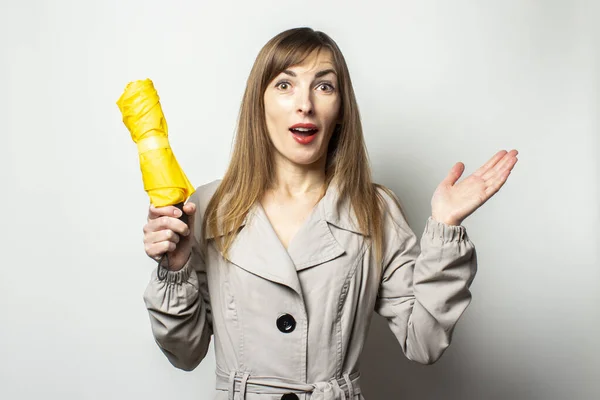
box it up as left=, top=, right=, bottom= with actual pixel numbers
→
left=268, top=153, right=327, bottom=199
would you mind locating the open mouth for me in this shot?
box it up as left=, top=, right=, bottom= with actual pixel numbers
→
left=289, top=127, right=319, bottom=144
left=289, top=127, right=318, bottom=136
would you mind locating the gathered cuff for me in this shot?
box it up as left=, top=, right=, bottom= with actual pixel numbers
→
left=154, top=254, right=194, bottom=284
left=423, top=216, right=469, bottom=244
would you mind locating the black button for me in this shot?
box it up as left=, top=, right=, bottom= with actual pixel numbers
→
left=281, top=393, right=299, bottom=400
left=276, top=313, right=296, bottom=333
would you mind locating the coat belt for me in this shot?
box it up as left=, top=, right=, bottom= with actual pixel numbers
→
left=215, top=369, right=361, bottom=399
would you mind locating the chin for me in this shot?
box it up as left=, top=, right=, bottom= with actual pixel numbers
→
left=280, top=148, right=325, bottom=166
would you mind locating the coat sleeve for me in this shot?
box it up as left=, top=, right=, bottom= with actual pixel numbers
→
left=142, top=189, right=213, bottom=371
left=374, top=188, right=477, bottom=365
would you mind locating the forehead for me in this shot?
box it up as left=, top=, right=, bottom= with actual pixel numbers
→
left=285, top=49, right=335, bottom=73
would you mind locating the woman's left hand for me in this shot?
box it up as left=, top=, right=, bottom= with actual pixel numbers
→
left=431, top=149, right=519, bottom=226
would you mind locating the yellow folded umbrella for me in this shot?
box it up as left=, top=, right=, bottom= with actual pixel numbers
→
left=117, top=79, right=194, bottom=278
left=116, top=78, right=195, bottom=209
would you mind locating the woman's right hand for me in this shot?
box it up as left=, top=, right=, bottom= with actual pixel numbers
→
left=143, top=201, right=197, bottom=271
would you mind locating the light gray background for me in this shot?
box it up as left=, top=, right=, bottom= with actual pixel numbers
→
left=1, top=0, right=598, bottom=399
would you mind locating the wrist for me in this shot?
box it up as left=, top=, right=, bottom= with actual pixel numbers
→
left=157, top=253, right=190, bottom=280
left=431, top=215, right=461, bottom=226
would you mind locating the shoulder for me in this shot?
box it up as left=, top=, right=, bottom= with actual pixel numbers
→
left=373, top=184, right=406, bottom=220
left=187, top=179, right=222, bottom=216
left=373, top=183, right=413, bottom=238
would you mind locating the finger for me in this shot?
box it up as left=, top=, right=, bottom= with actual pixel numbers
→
left=481, top=153, right=518, bottom=182
left=147, top=216, right=191, bottom=236
left=145, top=241, right=176, bottom=259
left=148, top=204, right=183, bottom=220
left=146, top=229, right=180, bottom=245
left=484, top=169, right=512, bottom=197
left=483, top=154, right=517, bottom=194
left=473, top=150, right=508, bottom=177
left=443, top=162, right=465, bottom=186
left=183, top=202, right=197, bottom=232
left=183, top=201, right=196, bottom=215
left=145, top=241, right=174, bottom=260
left=479, top=150, right=514, bottom=181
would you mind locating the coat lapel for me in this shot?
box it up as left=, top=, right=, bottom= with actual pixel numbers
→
left=203, top=181, right=365, bottom=294
left=287, top=182, right=364, bottom=272
left=208, top=203, right=304, bottom=295
left=287, top=208, right=345, bottom=272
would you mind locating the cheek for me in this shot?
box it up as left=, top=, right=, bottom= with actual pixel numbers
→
left=265, top=97, right=291, bottom=126
left=323, top=99, right=341, bottom=125
left=263, top=98, right=277, bottom=130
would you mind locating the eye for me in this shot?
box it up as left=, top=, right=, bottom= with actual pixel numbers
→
left=275, top=81, right=291, bottom=90
left=317, top=82, right=335, bottom=92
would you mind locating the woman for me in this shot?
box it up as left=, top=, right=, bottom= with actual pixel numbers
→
left=142, top=27, right=518, bottom=400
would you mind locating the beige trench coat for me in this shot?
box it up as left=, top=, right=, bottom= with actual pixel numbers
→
left=143, top=179, right=478, bottom=400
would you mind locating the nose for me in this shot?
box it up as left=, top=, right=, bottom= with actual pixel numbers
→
left=295, top=87, right=314, bottom=116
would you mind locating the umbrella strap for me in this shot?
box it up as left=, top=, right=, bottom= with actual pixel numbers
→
left=157, top=253, right=169, bottom=280
left=137, top=136, right=170, bottom=154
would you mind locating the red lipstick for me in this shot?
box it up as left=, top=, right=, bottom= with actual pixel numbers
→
left=289, top=123, right=319, bottom=145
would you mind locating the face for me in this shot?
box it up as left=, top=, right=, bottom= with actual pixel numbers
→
left=263, top=49, right=341, bottom=168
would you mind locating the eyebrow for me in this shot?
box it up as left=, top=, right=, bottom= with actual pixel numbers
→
left=281, top=68, right=337, bottom=79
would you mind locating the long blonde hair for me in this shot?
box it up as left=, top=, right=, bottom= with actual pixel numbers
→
left=203, top=27, right=399, bottom=265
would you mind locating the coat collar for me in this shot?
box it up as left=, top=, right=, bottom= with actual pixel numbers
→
left=319, top=182, right=364, bottom=236
left=203, top=181, right=364, bottom=238
left=205, top=181, right=365, bottom=295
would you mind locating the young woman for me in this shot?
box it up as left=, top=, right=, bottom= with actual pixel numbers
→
left=141, top=27, right=518, bottom=400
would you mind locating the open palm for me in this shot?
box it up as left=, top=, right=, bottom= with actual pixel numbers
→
left=431, top=149, right=519, bottom=226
